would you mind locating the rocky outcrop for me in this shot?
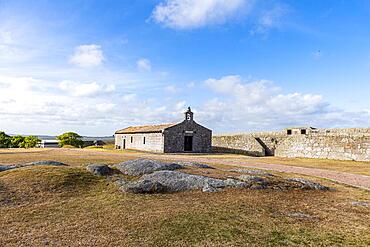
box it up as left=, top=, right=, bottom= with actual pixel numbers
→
left=0, top=161, right=67, bottom=172
left=23, top=161, right=67, bottom=166
left=177, top=161, right=214, bottom=169
left=287, top=178, right=330, bottom=190
left=87, top=159, right=332, bottom=194
left=117, top=170, right=247, bottom=194
left=114, top=159, right=183, bottom=176
left=0, top=165, right=16, bottom=172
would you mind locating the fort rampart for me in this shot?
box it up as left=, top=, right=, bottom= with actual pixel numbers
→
left=212, top=128, right=370, bottom=161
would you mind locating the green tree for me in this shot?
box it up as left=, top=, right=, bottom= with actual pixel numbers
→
left=20, top=136, right=41, bottom=148
left=10, top=135, right=25, bottom=148
left=0, top=131, right=11, bottom=148
left=57, top=132, right=84, bottom=148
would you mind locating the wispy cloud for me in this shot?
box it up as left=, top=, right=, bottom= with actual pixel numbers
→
left=165, top=84, right=179, bottom=93
left=0, top=75, right=186, bottom=135
left=69, top=44, right=104, bottom=68
left=137, top=58, right=152, bottom=71
left=151, top=0, right=253, bottom=29
left=250, top=3, right=288, bottom=35
left=202, top=75, right=369, bottom=131
left=58, top=80, right=115, bottom=97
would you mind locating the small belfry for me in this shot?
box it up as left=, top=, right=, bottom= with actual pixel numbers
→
left=185, top=107, right=194, bottom=121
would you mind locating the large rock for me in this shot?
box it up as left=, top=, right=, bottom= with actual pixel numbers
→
left=114, top=159, right=183, bottom=176
left=202, top=183, right=221, bottom=193
left=177, top=161, right=214, bottom=169
left=287, top=178, right=330, bottom=190
left=86, top=164, right=112, bottom=176
left=237, top=175, right=269, bottom=189
left=123, top=180, right=169, bottom=194
left=119, top=170, right=247, bottom=193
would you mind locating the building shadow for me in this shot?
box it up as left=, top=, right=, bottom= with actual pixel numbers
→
left=212, top=146, right=264, bottom=157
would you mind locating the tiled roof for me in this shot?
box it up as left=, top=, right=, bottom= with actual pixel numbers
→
left=115, top=123, right=177, bottom=134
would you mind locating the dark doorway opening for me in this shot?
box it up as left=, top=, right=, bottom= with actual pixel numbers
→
left=123, top=139, right=126, bottom=149
left=184, top=136, right=193, bottom=152
left=301, top=129, right=307, bottom=135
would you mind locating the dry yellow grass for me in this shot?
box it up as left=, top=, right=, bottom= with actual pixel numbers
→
left=1, top=165, right=369, bottom=246
left=2, top=148, right=369, bottom=175
left=0, top=148, right=369, bottom=246
left=82, top=147, right=370, bottom=175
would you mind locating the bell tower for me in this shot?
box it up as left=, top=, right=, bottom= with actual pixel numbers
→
left=184, top=107, right=193, bottom=122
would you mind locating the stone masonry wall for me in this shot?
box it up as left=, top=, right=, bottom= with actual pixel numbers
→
left=164, top=120, right=212, bottom=153
left=213, top=128, right=370, bottom=161
left=275, top=131, right=370, bottom=161
left=212, top=134, right=265, bottom=156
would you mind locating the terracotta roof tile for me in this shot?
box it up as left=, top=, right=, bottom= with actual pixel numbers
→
left=115, top=123, right=177, bottom=134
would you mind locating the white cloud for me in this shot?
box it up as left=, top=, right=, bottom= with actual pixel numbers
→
left=122, top=94, right=137, bottom=102
left=96, top=103, right=116, bottom=112
left=165, top=84, right=179, bottom=93
left=175, top=100, right=186, bottom=110
left=0, top=29, right=38, bottom=63
left=152, top=0, right=252, bottom=29
left=0, top=31, right=13, bottom=44
left=205, top=75, right=278, bottom=105
left=187, top=81, right=195, bottom=88
left=1, top=73, right=369, bottom=136
left=0, top=74, right=192, bottom=135
left=59, top=80, right=115, bottom=97
left=202, top=75, right=369, bottom=132
left=137, top=58, right=152, bottom=71
left=69, top=44, right=104, bottom=68
left=250, top=3, right=288, bottom=35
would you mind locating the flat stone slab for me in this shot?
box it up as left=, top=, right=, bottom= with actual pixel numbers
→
left=287, top=212, right=314, bottom=220
left=0, top=161, right=67, bottom=172
left=118, top=170, right=247, bottom=194
left=114, top=159, right=183, bottom=176
left=0, top=165, right=17, bottom=172
left=22, top=161, right=67, bottom=167
left=351, top=201, right=370, bottom=207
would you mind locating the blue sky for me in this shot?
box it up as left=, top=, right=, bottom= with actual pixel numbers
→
left=0, top=0, right=369, bottom=135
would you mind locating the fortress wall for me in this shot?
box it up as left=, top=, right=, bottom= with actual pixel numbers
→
left=213, top=128, right=370, bottom=161
left=213, top=131, right=287, bottom=156
left=212, top=134, right=265, bottom=156
left=318, top=128, right=370, bottom=135
left=275, top=134, right=370, bottom=161
left=250, top=132, right=287, bottom=156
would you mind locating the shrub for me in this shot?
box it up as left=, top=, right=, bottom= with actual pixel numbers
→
left=10, top=135, right=25, bottom=148
left=57, top=132, right=84, bottom=148
left=20, top=136, right=41, bottom=148
left=0, top=131, right=11, bottom=148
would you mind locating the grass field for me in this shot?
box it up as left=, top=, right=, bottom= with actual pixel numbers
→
left=1, top=148, right=369, bottom=175
left=1, top=148, right=369, bottom=246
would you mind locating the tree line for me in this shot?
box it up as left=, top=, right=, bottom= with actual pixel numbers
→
left=0, top=132, right=40, bottom=148
left=0, top=131, right=84, bottom=148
